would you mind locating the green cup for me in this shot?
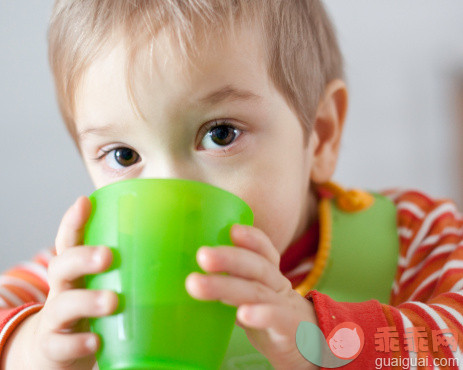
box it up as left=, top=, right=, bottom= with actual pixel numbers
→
left=83, top=178, right=254, bottom=369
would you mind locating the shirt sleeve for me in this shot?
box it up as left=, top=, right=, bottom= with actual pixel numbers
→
left=0, top=247, right=54, bottom=358
left=306, top=190, right=463, bottom=370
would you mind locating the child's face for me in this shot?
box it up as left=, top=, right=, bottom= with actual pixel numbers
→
left=75, top=26, right=319, bottom=254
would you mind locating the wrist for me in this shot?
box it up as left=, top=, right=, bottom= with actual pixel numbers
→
left=272, top=349, right=319, bottom=370
left=1, top=311, right=38, bottom=370
left=270, top=294, right=319, bottom=369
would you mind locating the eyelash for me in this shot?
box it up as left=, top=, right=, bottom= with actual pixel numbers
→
left=91, top=119, right=242, bottom=166
left=197, top=119, right=238, bottom=150
left=95, top=149, right=112, bottom=161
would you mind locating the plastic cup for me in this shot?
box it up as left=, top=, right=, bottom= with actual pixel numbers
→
left=83, top=178, right=254, bottom=369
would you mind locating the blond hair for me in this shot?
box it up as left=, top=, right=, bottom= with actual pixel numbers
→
left=48, top=0, right=343, bottom=144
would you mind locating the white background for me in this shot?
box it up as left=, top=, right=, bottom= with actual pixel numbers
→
left=1, top=1, right=463, bottom=271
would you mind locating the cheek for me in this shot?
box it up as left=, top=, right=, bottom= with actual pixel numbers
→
left=207, top=132, right=314, bottom=252
left=86, top=167, right=107, bottom=189
left=84, top=162, right=114, bottom=190
left=232, top=156, right=312, bottom=254
left=244, top=179, right=306, bottom=253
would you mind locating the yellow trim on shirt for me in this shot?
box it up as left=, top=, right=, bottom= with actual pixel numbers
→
left=294, top=197, right=332, bottom=296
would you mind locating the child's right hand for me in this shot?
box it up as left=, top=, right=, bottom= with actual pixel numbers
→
left=2, top=197, right=118, bottom=370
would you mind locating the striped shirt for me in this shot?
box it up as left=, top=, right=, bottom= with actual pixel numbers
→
left=1, top=189, right=462, bottom=368
left=288, top=189, right=463, bottom=369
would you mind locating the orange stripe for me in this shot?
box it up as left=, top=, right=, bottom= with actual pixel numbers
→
left=33, top=256, right=49, bottom=268
left=409, top=243, right=455, bottom=271
left=409, top=236, right=461, bottom=267
left=428, top=293, right=463, bottom=310
left=432, top=249, right=463, bottom=295
left=433, top=273, right=463, bottom=297
left=381, top=305, right=409, bottom=370
left=396, top=260, right=447, bottom=303
left=395, top=191, right=439, bottom=211
left=431, top=305, right=463, bottom=347
left=432, top=309, right=463, bottom=353
left=401, top=251, right=452, bottom=288
left=32, top=247, right=55, bottom=268
left=399, top=305, right=457, bottom=367
left=0, top=285, right=34, bottom=304
left=0, top=295, right=15, bottom=308
left=5, top=270, right=48, bottom=295
left=407, top=213, right=460, bottom=268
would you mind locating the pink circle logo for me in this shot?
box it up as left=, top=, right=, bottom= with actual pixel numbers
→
left=327, top=322, right=365, bottom=360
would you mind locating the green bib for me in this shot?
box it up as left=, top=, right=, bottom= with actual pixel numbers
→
left=220, top=192, right=400, bottom=369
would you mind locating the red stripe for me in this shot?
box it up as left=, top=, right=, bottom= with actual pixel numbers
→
left=398, top=303, right=456, bottom=362
left=398, top=209, right=423, bottom=223
left=431, top=305, right=463, bottom=335
left=399, top=252, right=452, bottom=289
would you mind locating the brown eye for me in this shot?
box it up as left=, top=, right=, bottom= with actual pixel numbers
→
left=102, top=147, right=140, bottom=169
left=114, top=148, right=139, bottom=167
left=210, top=125, right=236, bottom=146
left=201, top=124, right=241, bottom=150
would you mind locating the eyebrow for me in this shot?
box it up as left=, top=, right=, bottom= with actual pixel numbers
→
left=198, top=84, right=262, bottom=106
left=78, top=123, right=129, bottom=141
left=78, top=85, right=262, bottom=140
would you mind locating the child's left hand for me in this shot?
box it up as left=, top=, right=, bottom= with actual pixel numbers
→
left=185, top=224, right=317, bottom=370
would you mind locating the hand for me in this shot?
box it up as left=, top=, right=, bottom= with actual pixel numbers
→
left=185, top=224, right=318, bottom=370
left=2, top=197, right=118, bottom=370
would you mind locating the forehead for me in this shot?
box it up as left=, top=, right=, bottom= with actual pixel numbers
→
left=75, top=23, right=271, bottom=128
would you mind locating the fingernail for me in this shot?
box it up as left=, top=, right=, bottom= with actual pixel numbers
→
left=185, top=274, right=198, bottom=297
left=86, top=336, right=97, bottom=351
left=197, top=247, right=209, bottom=264
left=239, top=305, right=253, bottom=321
left=97, top=291, right=108, bottom=311
left=72, top=197, right=81, bottom=210
left=93, top=248, right=104, bottom=265
left=232, top=224, right=246, bottom=236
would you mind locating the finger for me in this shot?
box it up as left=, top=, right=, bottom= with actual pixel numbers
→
left=47, top=246, right=113, bottom=298
left=44, top=289, right=118, bottom=332
left=230, top=225, right=280, bottom=267
left=186, top=272, right=281, bottom=306
left=41, top=331, right=100, bottom=363
left=197, top=246, right=292, bottom=294
left=55, top=196, right=92, bottom=255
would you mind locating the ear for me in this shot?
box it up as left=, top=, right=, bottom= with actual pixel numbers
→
left=309, top=79, right=348, bottom=184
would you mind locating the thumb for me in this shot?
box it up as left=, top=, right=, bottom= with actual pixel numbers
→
left=54, top=196, right=92, bottom=255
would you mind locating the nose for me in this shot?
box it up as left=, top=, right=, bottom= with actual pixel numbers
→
left=140, top=155, right=203, bottom=182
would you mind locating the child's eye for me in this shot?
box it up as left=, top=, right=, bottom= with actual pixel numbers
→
left=200, top=124, right=241, bottom=150
left=99, top=147, right=140, bottom=169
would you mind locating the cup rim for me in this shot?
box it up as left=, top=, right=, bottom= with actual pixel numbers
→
left=89, top=178, right=252, bottom=212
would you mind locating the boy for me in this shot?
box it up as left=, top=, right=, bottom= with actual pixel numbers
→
left=1, top=0, right=462, bottom=369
